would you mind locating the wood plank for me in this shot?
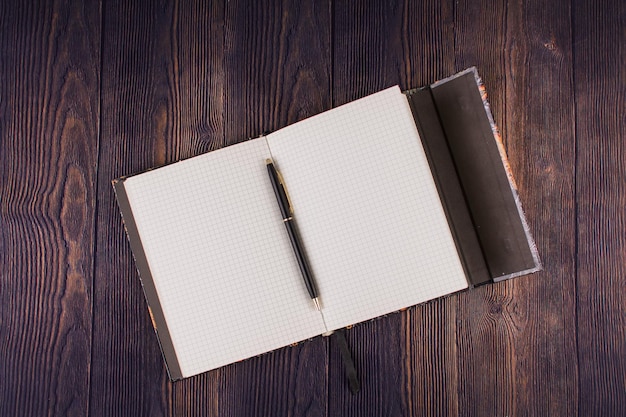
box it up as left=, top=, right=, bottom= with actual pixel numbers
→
left=454, top=0, right=578, bottom=415
left=219, top=341, right=328, bottom=417
left=222, top=0, right=332, bottom=141
left=0, top=0, right=100, bottom=416
left=334, top=0, right=457, bottom=99
left=573, top=1, right=626, bottom=415
left=332, top=1, right=458, bottom=415
left=90, top=0, right=224, bottom=415
left=409, top=301, right=459, bottom=417
left=218, top=1, right=330, bottom=415
left=90, top=0, right=174, bottom=413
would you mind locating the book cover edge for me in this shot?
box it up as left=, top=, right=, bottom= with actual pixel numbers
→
left=112, top=177, right=185, bottom=381
left=469, top=68, right=543, bottom=276
left=430, top=68, right=542, bottom=278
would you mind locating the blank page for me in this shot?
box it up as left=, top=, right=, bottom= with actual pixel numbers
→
left=122, top=139, right=326, bottom=377
left=266, top=86, right=468, bottom=331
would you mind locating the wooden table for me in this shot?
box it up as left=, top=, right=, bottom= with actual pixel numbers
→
left=1, top=0, right=624, bottom=415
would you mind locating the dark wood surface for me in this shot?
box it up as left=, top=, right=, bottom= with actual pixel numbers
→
left=1, top=0, right=624, bottom=415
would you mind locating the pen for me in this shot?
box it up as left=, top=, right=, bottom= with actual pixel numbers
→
left=266, top=159, right=321, bottom=310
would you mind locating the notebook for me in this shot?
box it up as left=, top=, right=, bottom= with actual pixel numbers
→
left=113, top=68, right=541, bottom=380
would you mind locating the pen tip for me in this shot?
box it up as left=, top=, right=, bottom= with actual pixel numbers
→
left=313, top=298, right=321, bottom=311
left=265, top=158, right=273, bottom=165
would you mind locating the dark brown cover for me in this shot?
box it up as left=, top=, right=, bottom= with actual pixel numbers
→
left=407, top=87, right=492, bottom=286
left=406, top=68, right=541, bottom=283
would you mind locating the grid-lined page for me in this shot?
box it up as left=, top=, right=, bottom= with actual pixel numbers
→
left=122, top=138, right=326, bottom=377
left=266, top=86, right=469, bottom=331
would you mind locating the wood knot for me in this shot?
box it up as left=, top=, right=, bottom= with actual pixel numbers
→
left=489, top=304, right=503, bottom=314
left=543, top=34, right=558, bottom=51
left=544, top=41, right=557, bottom=51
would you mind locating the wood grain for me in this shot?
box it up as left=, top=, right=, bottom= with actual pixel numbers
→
left=574, top=0, right=626, bottom=415
left=223, top=0, right=332, bottom=141
left=409, top=301, right=459, bottom=417
left=0, top=0, right=100, bottom=416
left=502, top=0, right=578, bottom=415
left=329, top=316, right=411, bottom=416
left=333, top=0, right=406, bottom=103
left=454, top=0, right=578, bottom=415
left=334, top=0, right=457, bottom=100
left=218, top=1, right=331, bottom=415
left=1, top=0, right=624, bottom=415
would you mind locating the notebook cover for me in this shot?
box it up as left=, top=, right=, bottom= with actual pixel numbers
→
left=112, top=178, right=184, bottom=380
left=406, top=87, right=492, bottom=286
left=411, top=67, right=541, bottom=281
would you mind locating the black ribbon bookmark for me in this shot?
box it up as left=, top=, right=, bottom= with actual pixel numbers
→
left=333, top=329, right=360, bottom=394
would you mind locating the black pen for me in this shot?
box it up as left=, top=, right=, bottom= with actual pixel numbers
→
left=266, top=159, right=321, bottom=310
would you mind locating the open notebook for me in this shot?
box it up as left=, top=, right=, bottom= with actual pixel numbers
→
left=114, top=68, right=541, bottom=380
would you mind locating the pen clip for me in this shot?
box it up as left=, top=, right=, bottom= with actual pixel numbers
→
left=275, top=166, right=294, bottom=215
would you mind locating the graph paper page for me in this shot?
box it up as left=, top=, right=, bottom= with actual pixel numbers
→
left=122, top=138, right=326, bottom=377
left=266, top=86, right=469, bottom=331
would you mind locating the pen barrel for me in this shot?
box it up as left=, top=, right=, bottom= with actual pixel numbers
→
left=284, top=219, right=318, bottom=299
left=267, top=163, right=291, bottom=219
